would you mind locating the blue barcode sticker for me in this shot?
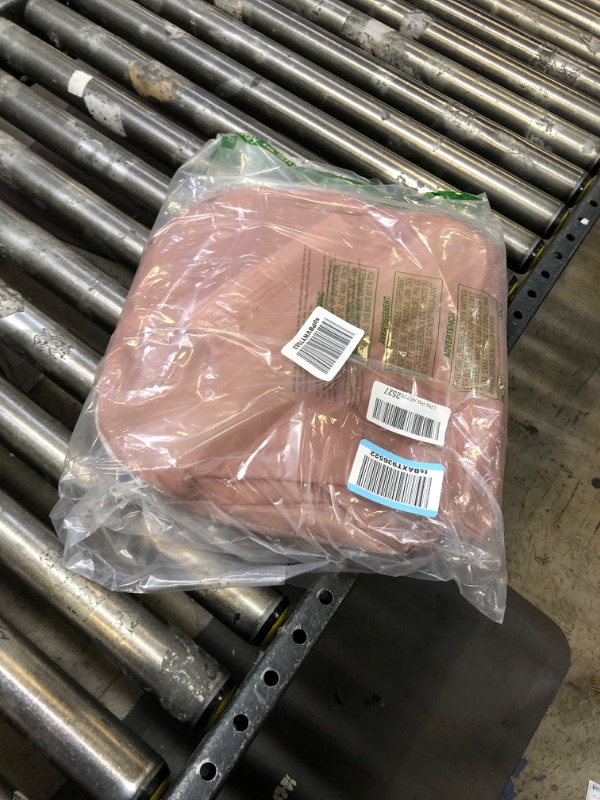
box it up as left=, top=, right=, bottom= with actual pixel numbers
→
left=348, top=440, right=444, bottom=517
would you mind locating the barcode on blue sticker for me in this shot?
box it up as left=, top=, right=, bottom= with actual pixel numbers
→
left=348, top=440, right=444, bottom=517
left=281, top=307, right=364, bottom=381
left=367, top=380, right=450, bottom=445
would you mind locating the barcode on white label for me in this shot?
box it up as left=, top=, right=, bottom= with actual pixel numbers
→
left=587, top=780, right=600, bottom=800
left=367, top=380, right=450, bottom=445
left=281, top=307, right=364, bottom=381
left=348, top=440, right=443, bottom=517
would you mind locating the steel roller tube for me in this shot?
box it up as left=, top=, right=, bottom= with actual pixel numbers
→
left=0, top=129, right=148, bottom=268
left=133, top=0, right=567, bottom=235
left=342, top=0, right=600, bottom=132
left=525, top=0, right=600, bottom=36
left=0, top=21, right=206, bottom=169
left=0, top=613, right=170, bottom=800
left=0, top=70, right=169, bottom=213
left=0, top=278, right=99, bottom=402
left=465, top=0, right=600, bottom=68
left=396, top=0, right=600, bottom=101
left=273, top=0, right=600, bottom=170
left=21, top=0, right=544, bottom=268
left=189, top=588, right=290, bottom=646
left=0, top=484, right=233, bottom=727
left=206, top=0, right=590, bottom=202
left=0, top=199, right=127, bottom=331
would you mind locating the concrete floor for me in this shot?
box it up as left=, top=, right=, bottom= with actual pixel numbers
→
left=502, top=229, right=600, bottom=798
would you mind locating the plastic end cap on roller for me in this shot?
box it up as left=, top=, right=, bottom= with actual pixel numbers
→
left=255, top=599, right=290, bottom=647
left=198, top=677, right=237, bottom=730
left=138, top=768, right=170, bottom=800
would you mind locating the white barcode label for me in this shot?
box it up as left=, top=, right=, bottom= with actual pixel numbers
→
left=367, top=381, right=450, bottom=446
left=348, top=440, right=443, bottom=517
left=587, top=781, right=600, bottom=800
left=281, top=307, right=364, bottom=381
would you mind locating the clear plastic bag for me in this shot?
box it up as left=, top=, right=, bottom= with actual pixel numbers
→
left=52, top=133, right=508, bottom=621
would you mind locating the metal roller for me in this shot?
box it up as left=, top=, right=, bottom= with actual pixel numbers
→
left=274, top=0, right=600, bottom=169
left=0, top=485, right=234, bottom=727
left=189, top=587, right=290, bottom=647
left=0, top=278, right=98, bottom=401
left=0, top=70, right=169, bottom=213
left=0, top=613, right=169, bottom=800
left=0, top=21, right=205, bottom=170
left=21, top=0, right=543, bottom=268
left=0, top=129, right=148, bottom=268
left=7, top=44, right=562, bottom=241
left=526, top=0, right=600, bottom=36
left=399, top=0, right=600, bottom=101
left=342, top=0, right=600, bottom=131
left=137, top=0, right=566, bottom=236
left=0, top=376, right=290, bottom=650
left=0, top=376, right=70, bottom=483
left=466, top=0, right=600, bottom=68
left=207, top=0, right=590, bottom=203
left=24, top=0, right=442, bottom=193
left=0, top=23, right=312, bottom=167
left=0, top=199, right=127, bottom=331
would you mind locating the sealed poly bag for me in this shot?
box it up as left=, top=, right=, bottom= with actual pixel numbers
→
left=53, top=133, right=508, bottom=621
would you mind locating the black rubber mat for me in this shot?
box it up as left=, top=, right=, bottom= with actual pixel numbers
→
left=217, top=576, right=570, bottom=800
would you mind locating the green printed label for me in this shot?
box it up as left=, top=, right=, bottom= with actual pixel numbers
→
left=451, top=285, right=500, bottom=398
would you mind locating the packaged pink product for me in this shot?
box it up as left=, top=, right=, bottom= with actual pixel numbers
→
left=53, top=134, right=508, bottom=620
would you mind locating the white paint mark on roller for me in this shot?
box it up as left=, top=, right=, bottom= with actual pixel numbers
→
left=581, top=218, right=590, bottom=226
left=363, top=18, right=391, bottom=41
left=400, top=10, right=430, bottom=40
left=164, top=22, right=186, bottom=39
left=68, top=70, right=93, bottom=98
left=83, top=95, right=126, bottom=137
left=214, top=0, right=244, bottom=19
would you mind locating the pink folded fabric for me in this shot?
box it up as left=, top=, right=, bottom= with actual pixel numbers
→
left=96, top=185, right=507, bottom=559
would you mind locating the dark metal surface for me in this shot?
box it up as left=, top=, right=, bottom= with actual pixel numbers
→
left=207, top=0, right=589, bottom=203
left=274, top=0, right=600, bottom=170
left=166, top=573, right=357, bottom=799
left=0, top=375, right=70, bottom=482
left=0, top=614, right=169, bottom=800
left=141, top=0, right=567, bottom=236
left=401, top=0, right=600, bottom=101
left=507, top=176, right=600, bottom=351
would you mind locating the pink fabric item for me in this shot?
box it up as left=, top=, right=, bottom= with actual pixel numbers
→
left=96, top=186, right=507, bottom=557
